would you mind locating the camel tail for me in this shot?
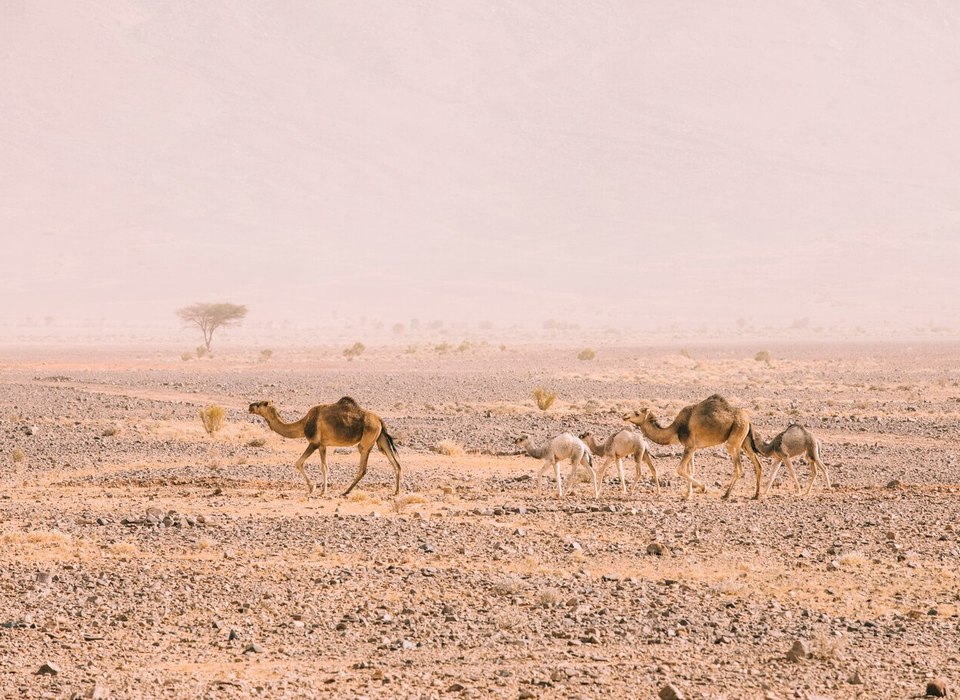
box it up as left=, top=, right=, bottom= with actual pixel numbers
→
left=379, top=424, right=400, bottom=457
left=746, top=424, right=760, bottom=455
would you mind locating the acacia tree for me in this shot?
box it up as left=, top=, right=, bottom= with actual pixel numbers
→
left=177, top=302, right=247, bottom=352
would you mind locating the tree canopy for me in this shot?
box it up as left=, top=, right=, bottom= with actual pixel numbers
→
left=177, top=302, right=247, bottom=351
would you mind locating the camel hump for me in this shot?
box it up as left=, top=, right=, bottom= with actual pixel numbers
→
left=337, top=396, right=360, bottom=407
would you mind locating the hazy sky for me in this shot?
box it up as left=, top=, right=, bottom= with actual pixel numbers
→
left=2, top=1, right=959, bottom=332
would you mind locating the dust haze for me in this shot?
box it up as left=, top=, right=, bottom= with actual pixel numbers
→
left=2, top=1, right=959, bottom=340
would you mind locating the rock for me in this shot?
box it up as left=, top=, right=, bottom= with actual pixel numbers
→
left=401, top=639, right=416, bottom=650
left=36, top=662, right=60, bottom=676
left=243, top=643, right=263, bottom=653
left=86, top=682, right=108, bottom=699
left=518, top=691, right=535, bottom=700
left=786, top=639, right=811, bottom=662
left=647, top=542, right=669, bottom=556
left=659, top=682, right=685, bottom=700
left=925, top=679, right=948, bottom=697
left=886, top=479, right=902, bottom=489
left=24, top=425, right=38, bottom=436
left=446, top=682, right=465, bottom=692
left=847, top=670, right=864, bottom=685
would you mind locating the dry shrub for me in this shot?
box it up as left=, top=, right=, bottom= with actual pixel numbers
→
left=391, top=494, right=427, bottom=514
left=107, top=541, right=139, bottom=558
left=837, top=551, right=867, bottom=568
left=102, top=425, right=118, bottom=437
left=577, top=348, right=596, bottom=361
left=537, top=588, right=563, bottom=608
left=533, top=387, right=557, bottom=411
left=456, top=341, right=471, bottom=353
left=2, top=530, right=71, bottom=546
left=494, top=611, right=525, bottom=630
left=343, top=342, right=365, bottom=359
left=435, top=342, right=452, bottom=354
left=180, top=352, right=193, bottom=362
left=10, top=448, right=25, bottom=464
left=679, top=348, right=692, bottom=358
left=196, top=346, right=208, bottom=359
left=435, top=440, right=464, bottom=456
left=199, top=405, right=226, bottom=436
left=246, top=437, right=266, bottom=448
left=754, top=350, right=771, bottom=363
left=259, top=348, right=273, bottom=363
left=813, top=631, right=847, bottom=660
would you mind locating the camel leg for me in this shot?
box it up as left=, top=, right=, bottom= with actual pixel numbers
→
left=537, top=460, right=552, bottom=491
left=746, top=446, right=764, bottom=500
left=629, top=454, right=641, bottom=497
left=722, top=446, right=745, bottom=500
left=675, top=448, right=697, bottom=500
left=644, top=450, right=660, bottom=497
left=615, top=457, right=627, bottom=495
left=782, top=454, right=801, bottom=494
left=764, top=461, right=784, bottom=496
left=554, top=460, right=564, bottom=498
left=813, top=457, right=831, bottom=491
left=342, top=441, right=374, bottom=496
left=376, top=431, right=403, bottom=495
left=582, top=454, right=600, bottom=499
left=596, top=457, right=611, bottom=490
left=565, top=455, right=579, bottom=496
left=294, top=444, right=318, bottom=496
left=317, top=446, right=329, bottom=496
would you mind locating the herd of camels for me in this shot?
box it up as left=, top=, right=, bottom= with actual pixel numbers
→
left=248, top=393, right=831, bottom=501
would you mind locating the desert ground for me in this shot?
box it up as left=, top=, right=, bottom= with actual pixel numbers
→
left=0, top=341, right=958, bottom=699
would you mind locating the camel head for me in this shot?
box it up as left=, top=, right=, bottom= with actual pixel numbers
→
left=623, top=408, right=654, bottom=426
left=578, top=431, right=593, bottom=441
left=513, top=435, right=529, bottom=447
left=248, top=400, right=275, bottom=416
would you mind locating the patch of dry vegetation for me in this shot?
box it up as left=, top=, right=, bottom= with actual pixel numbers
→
left=199, top=405, right=225, bottom=436
left=435, top=440, right=464, bottom=456
left=532, top=387, right=557, bottom=411
left=577, top=348, right=596, bottom=361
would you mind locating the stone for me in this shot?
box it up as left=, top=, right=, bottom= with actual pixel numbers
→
left=925, top=679, right=948, bottom=697
left=36, top=662, right=60, bottom=676
left=786, top=639, right=811, bottom=662
left=659, top=683, right=685, bottom=700
left=243, top=643, right=263, bottom=653
left=86, top=682, right=108, bottom=699
left=518, top=691, right=535, bottom=700
left=647, top=542, right=669, bottom=556
left=847, top=670, right=864, bottom=685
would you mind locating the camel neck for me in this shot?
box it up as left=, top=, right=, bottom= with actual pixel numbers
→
left=641, top=417, right=679, bottom=446
left=263, top=408, right=307, bottom=439
left=523, top=441, right=548, bottom=460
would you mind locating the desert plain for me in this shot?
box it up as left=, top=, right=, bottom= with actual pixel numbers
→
left=0, top=341, right=958, bottom=699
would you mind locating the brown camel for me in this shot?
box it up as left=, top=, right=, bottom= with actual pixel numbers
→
left=755, top=423, right=831, bottom=496
left=248, top=397, right=401, bottom=497
left=622, top=394, right=764, bottom=500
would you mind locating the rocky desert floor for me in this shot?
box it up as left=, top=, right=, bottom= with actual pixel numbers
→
left=0, top=341, right=958, bottom=699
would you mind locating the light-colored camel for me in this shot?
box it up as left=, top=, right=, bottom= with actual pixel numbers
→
left=579, top=430, right=660, bottom=497
left=514, top=433, right=599, bottom=498
left=622, top=394, right=764, bottom=500
left=248, top=397, right=401, bottom=497
left=755, top=423, right=831, bottom=496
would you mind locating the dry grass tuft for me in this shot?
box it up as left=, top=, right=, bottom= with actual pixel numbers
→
left=532, top=387, right=557, bottom=411
left=10, top=448, right=25, bottom=464
left=107, top=541, right=139, bottom=558
left=196, top=346, right=208, bottom=359
left=2, top=530, right=71, bottom=547
left=391, top=493, right=427, bottom=514
left=537, top=588, right=563, bottom=608
left=435, top=440, right=464, bottom=456
left=343, top=342, right=365, bottom=359
left=837, top=551, right=867, bottom=568
left=199, top=405, right=226, bottom=436
left=180, top=352, right=193, bottom=361
left=246, top=437, right=266, bottom=448
left=813, top=631, right=847, bottom=660
left=259, top=348, right=273, bottom=363
left=577, top=348, right=596, bottom=361
left=754, top=350, right=771, bottom=364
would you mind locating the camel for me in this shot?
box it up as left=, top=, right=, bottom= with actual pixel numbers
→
left=248, top=397, right=401, bottom=497
left=579, top=430, right=660, bottom=497
left=514, top=433, right=599, bottom=498
left=755, top=423, right=831, bottom=496
left=622, top=394, right=764, bottom=500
